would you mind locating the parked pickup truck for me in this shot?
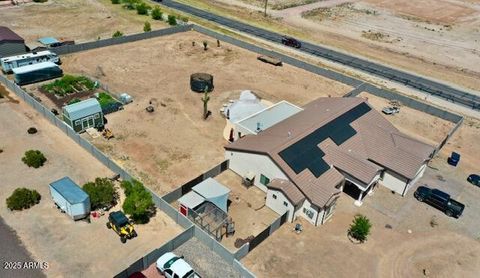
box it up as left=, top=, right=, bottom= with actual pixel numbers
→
left=414, top=186, right=465, bottom=218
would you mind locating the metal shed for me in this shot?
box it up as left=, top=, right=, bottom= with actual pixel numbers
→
left=38, top=37, right=60, bottom=47
left=192, top=178, right=231, bottom=212
left=62, top=98, right=104, bottom=133
left=49, top=177, right=90, bottom=220
left=0, top=26, right=26, bottom=57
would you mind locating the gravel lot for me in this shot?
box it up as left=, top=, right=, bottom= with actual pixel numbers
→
left=142, top=237, right=241, bottom=278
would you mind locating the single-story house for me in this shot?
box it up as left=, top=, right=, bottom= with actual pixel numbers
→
left=178, top=178, right=231, bottom=216
left=0, top=26, right=26, bottom=57
left=63, top=98, right=104, bottom=133
left=225, top=97, right=434, bottom=226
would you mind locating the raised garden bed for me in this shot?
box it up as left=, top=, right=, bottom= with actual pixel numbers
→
left=98, top=92, right=123, bottom=115
left=41, top=75, right=97, bottom=97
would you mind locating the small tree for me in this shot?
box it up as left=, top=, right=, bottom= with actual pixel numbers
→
left=151, top=6, right=163, bottom=20
left=6, top=188, right=41, bottom=211
left=22, top=150, right=47, bottom=168
left=121, top=180, right=154, bottom=224
left=111, top=0, right=120, bottom=4
left=348, top=214, right=371, bottom=243
left=143, top=21, right=152, bottom=32
left=82, top=178, right=118, bottom=210
left=203, top=40, right=208, bottom=51
left=201, top=86, right=210, bottom=119
left=136, top=2, right=150, bottom=15
left=167, top=15, right=177, bottom=26
left=112, top=30, right=123, bottom=38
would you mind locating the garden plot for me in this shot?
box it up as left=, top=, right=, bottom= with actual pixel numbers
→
left=0, top=99, right=183, bottom=278
left=60, top=30, right=352, bottom=195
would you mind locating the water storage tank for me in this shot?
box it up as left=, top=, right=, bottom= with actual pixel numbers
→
left=190, top=73, right=214, bottom=93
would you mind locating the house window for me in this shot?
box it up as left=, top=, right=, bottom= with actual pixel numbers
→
left=303, top=207, right=314, bottom=219
left=260, top=174, right=270, bottom=186
left=74, top=120, right=80, bottom=125
left=272, top=194, right=277, bottom=200
left=283, top=201, right=288, bottom=207
left=94, top=113, right=100, bottom=119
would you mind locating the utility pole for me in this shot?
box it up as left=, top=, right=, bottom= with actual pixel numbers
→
left=264, top=0, right=268, bottom=17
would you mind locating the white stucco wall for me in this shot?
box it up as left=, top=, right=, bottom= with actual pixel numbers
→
left=266, top=189, right=295, bottom=222
left=225, top=150, right=288, bottom=192
left=295, top=199, right=319, bottom=226
left=405, top=163, right=427, bottom=193
left=381, top=170, right=408, bottom=195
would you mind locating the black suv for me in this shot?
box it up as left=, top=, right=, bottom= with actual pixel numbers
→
left=414, top=186, right=465, bottom=218
left=281, top=36, right=301, bottom=48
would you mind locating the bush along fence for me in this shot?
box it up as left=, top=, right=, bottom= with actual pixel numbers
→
left=0, top=76, right=259, bottom=278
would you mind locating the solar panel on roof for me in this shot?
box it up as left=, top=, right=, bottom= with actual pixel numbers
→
left=279, top=103, right=371, bottom=178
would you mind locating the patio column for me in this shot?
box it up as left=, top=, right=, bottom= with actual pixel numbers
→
left=354, top=190, right=363, bottom=207
left=368, top=182, right=376, bottom=196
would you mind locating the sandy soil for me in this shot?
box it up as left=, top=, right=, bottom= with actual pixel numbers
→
left=359, top=92, right=454, bottom=146
left=300, top=1, right=480, bottom=89
left=54, top=31, right=351, bottom=194
left=180, top=0, right=480, bottom=92
left=0, top=99, right=183, bottom=278
left=215, top=171, right=279, bottom=251
left=243, top=190, right=480, bottom=278
left=0, top=0, right=167, bottom=44
left=439, top=116, right=480, bottom=175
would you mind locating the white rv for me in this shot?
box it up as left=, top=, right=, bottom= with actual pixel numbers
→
left=0, top=50, right=60, bottom=73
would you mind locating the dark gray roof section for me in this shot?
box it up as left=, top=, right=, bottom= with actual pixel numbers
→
left=0, top=27, right=24, bottom=43
left=50, top=177, right=89, bottom=204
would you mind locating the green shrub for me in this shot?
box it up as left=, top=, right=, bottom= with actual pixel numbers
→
left=348, top=214, right=372, bottom=243
left=136, top=2, right=150, bottom=15
left=22, top=150, right=47, bottom=168
left=112, top=30, right=124, bottom=38
left=121, top=180, right=154, bottom=224
left=143, top=21, right=151, bottom=32
left=82, top=178, right=118, bottom=210
left=151, top=6, right=163, bottom=20
left=181, top=16, right=189, bottom=23
left=167, top=15, right=177, bottom=26
left=6, top=188, right=41, bottom=211
left=42, top=75, right=96, bottom=97
left=97, top=92, right=117, bottom=107
left=111, top=0, right=120, bottom=4
left=68, top=98, right=81, bottom=105
left=122, top=0, right=139, bottom=10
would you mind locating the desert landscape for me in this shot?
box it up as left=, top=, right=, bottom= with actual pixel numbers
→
left=54, top=31, right=352, bottom=194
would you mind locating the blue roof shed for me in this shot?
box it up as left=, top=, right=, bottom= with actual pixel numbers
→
left=38, top=37, right=59, bottom=46
left=49, top=177, right=89, bottom=204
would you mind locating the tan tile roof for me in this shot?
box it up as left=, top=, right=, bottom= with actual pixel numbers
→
left=267, top=179, right=305, bottom=205
left=225, top=97, right=435, bottom=207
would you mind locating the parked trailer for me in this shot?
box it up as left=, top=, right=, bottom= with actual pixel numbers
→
left=49, top=177, right=91, bottom=221
left=12, top=61, right=63, bottom=86
left=0, top=50, right=61, bottom=73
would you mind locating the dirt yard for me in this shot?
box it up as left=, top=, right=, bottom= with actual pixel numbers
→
left=243, top=175, right=480, bottom=278
left=55, top=30, right=351, bottom=194
left=0, top=0, right=167, bottom=44
left=359, top=92, right=454, bottom=146
left=184, top=0, right=480, bottom=92
left=0, top=99, right=183, bottom=278
left=215, top=171, right=279, bottom=251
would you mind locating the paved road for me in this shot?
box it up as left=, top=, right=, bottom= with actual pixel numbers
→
left=155, top=0, right=480, bottom=110
left=0, top=217, right=46, bottom=278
